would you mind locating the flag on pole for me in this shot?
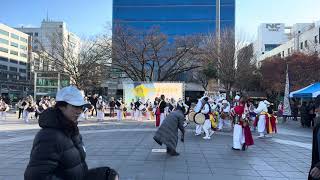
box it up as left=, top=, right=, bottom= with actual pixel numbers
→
left=283, top=64, right=291, bottom=116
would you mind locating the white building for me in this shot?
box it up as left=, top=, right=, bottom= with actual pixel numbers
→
left=16, top=20, right=81, bottom=71
left=255, top=21, right=320, bottom=65
left=254, top=23, right=288, bottom=56
left=0, top=23, right=30, bottom=100
left=16, top=20, right=81, bottom=98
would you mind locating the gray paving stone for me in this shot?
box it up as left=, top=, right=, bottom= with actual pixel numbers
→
left=0, top=118, right=313, bottom=179
left=280, top=171, right=308, bottom=179
left=257, top=170, right=286, bottom=177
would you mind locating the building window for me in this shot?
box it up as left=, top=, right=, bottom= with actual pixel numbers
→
left=0, top=47, right=8, bottom=53
left=0, top=56, right=8, bottom=62
left=288, top=48, right=290, bottom=55
left=265, top=44, right=280, bottom=51
left=35, top=32, right=38, bottom=37
left=0, top=29, right=9, bottom=36
left=11, top=33, right=19, bottom=40
left=9, top=74, right=17, bottom=80
left=300, top=42, right=303, bottom=49
left=0, top=38, right=9, bottom=45
left=10, top=59, right=18, bottom=64
left=20, top=37, right=27, bottom=43
left=19, top=61, right=27, bottom=66
left=315, top=36, right=319, bottom=43
left=20, top=45, right=27, bottom=50
left=10, top=42, right=19, bottom=48
left=9, top=67, right=18, bottom=72
left=0, top=73, right=7, bottom=79
left=10, top=50, right=18, bottom=56
left=59, top=25, right=63, bottom=28
left=19, top=69, right=26, bottom=73
left=282, top=51, right=284, bottom=57
left=19, top=76, right=26, bottom=81
left=0, top=65, right=7, bottom=70
left=305, top=40, right=308, bottom=48
left=20, top=53, right=27, bottom=58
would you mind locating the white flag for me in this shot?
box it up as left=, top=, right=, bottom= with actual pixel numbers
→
left=283, top=65, right=291, bottom=116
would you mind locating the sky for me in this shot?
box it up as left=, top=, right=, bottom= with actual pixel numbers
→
left=1, top=0, right=320, bottom=41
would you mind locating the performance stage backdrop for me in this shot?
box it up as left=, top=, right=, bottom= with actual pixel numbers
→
left=123, top=82, right=184, bottom=106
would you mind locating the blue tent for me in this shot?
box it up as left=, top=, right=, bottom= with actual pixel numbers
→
left=289, top=83, right=320, bottom=98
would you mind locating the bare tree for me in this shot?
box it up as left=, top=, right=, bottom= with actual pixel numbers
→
left=202, top=29, right=246, bottom=99
left=110, top=26, right=202, bottom=81
left=235, top=43, right=261, bottom=91
left=36, top=32, right=112, bottom=91
left=193, top=62, right=218, bottom=90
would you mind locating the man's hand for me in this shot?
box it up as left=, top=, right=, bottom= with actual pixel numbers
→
left=310, top=167, right=320, bottom=179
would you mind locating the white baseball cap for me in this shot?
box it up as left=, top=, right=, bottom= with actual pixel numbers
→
left=222, top=100, right=228, bottom=104
left=56, top=86, right=89, bottom=107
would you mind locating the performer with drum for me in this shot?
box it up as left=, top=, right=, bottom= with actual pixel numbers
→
left=153, top=101, right=188, bottom=156
left=194, top=96, right=214, bottom=139
left=218, top=99, right=231, bottom=131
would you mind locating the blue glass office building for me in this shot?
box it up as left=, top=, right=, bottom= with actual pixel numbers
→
left=113, top=0, right=235, bottom=36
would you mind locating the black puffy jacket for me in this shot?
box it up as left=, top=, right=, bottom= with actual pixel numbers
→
left=24, top=108, right=88, bottom=180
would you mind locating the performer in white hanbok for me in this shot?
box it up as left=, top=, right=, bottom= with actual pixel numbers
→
left=194, top=96, right=214, bottom=139
left=0, top=98, right=9, bottom=121
left=23, top=96, right=36, bottom=123
left=96, top=96, right=105, bottom=121
left=254, top=100, right=270, bottom=138
left=218, top=99, right=231, bottom=130
left=79, top=96, right=91, bottom=121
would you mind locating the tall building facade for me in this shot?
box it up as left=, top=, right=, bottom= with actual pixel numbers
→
left=110, top=0, right=236, bottom=97
left=255, top=21, right=320, bottom=65
left=0, top=23, right=30, bottom=101
left=16, top=20, right=81, bottom=71
left=113, top=0, right=235, bottom=36
left=16, top=20, right=80, bottom=98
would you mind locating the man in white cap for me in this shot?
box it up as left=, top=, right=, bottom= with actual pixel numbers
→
left=25, top=85, right=119, bottom=180
left=254, top=100, right=270, bottom=138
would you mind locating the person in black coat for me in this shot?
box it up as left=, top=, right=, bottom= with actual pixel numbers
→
left=309, top=96, right=320, bottom=180
left=153, top=102, right=187, bottom=156
left=300, top=102, right=309, bottom=128
left=24, top=86, right=118, bottom=180
left=185, top=97, right=192, bottom=114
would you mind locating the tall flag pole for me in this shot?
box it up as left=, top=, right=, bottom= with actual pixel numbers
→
left=283, top=64, right=292, bottom=117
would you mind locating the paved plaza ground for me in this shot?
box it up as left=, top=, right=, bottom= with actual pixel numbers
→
left=0, top=113, right=313, bottom=180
